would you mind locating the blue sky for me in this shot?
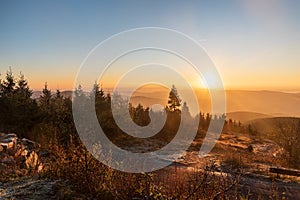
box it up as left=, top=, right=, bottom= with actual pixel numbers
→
left=0, top=0, right=300, bottom=91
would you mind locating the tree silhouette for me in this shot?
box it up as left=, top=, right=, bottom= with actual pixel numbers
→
left=167, top=85, right=181, bottom=112
left=182, top=101, right=190, bottom=116
left=0, top=69, right=39, bottom=137
left=39, top=82, right=52, bottom=116
left=1, top=68, right=15, bottom=96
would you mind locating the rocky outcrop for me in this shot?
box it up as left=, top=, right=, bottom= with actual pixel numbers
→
left=0, top=133, right=46, bottom=176
left=0, top=133, right=17, bottom=149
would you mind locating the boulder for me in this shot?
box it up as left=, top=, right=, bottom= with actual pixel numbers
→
left=21, top=148, right=29, bottom=157
left=25, top=151, right=39, bottom=169
left=15, top=154, right=26, bottom=168
left=0, top=133, right=17, bottom=149
left=247, top=144, right=254, bottom=152
left=1, top=156, right=15, bottom=165
left=7, top=148, right=16, bottom=156
left=38, top=149, right=50, bottom=158
left=6, top=133, right=17, bottom=138
left=0, top=140, right=15, bottom=149
left=0, top=133, right=43, bottom=174
left=21, top=138, right=40, bottom=149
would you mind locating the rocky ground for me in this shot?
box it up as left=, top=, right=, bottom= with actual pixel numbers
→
left=0, top=132, right=89, bottom=199
left=177, top=131, right=300, bottom=199
left=0, top=177, right=60, bottom=200
left=0, top=176, right=90, bottom=200
left=0, top=132, right=44, bottom=176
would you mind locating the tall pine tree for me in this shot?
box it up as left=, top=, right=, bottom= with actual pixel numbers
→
left=167, top=85, right=181, bottom=112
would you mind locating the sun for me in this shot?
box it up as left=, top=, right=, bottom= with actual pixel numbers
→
left=193, top=76, right=207, bottom=89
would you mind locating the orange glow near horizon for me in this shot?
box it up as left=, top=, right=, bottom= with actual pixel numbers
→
left=7, top=52, right=300, bottom=93
left=25, top=74, right=300, bottom=92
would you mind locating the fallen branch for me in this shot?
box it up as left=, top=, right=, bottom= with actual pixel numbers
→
left=270, top=167, right=300, bottom=177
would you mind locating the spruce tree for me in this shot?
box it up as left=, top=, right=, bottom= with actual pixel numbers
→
left=167, top=85, right=181, bottom=112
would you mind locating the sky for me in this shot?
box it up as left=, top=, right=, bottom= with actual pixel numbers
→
left=0, top=0, right=300, bottom=91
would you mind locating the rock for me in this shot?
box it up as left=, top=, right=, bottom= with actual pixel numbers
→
left=0, top=133, right=17, bottom=149
left=0, top=177, right=89, bottom=200
left=39, top=149, right=50, bottom=158
left=21, top=138, right=40, bottom=149
left=0, top=163, right=6, bottom=171
left=247, top=144, right=254, bottom=152
left=7, top=148, right=16, bottom=156
left=1, top=156, right=15, bottom=165
left=0, top=151, right=5, bottom=159
left=6, top=133, right=17, bottom=138
left=25, top=151, right=39, bottom=169
left=15, top=154, right=26, bottom=168
left=21, top=148, right=29, bottom=157
left=0, top=133, right=44, bottom=174
left=0, top=133, right=17, bottom=141
left=0, top=132, right=50, bottom=178
left=0, top=139, right=15, bottom=149
left=14, top=147, right=22, bottom=157
left=0, top=133, right=17, bottom=140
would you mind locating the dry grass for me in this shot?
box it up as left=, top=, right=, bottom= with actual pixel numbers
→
left=44, top=141, right=243, bottom=199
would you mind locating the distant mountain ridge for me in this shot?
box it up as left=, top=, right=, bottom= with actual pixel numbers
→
left=32, top=89, right=300, bottom=118
left=225, top=90, right=300, bottom=117
left=226, top=111, right=273, bottom=123
left=129, top=89, right=300, bottom=117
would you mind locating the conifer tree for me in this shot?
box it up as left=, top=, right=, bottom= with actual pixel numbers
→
left=40, top=82, right=52, bottom=116
left=0, top=69, right=39, bottom=137
left=167, top=85, right=181, bottom=112
left=182, top=101, right=191, bottom=118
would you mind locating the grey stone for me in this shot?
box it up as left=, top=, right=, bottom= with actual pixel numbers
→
left=25, top=151, right=39, bottom=169
left=1, top=156, right=15, bottom=165
left=22, top=138, right=40, bottom=149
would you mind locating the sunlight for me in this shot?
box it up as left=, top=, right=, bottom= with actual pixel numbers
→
left=197, top=76, right=207, bottom=89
